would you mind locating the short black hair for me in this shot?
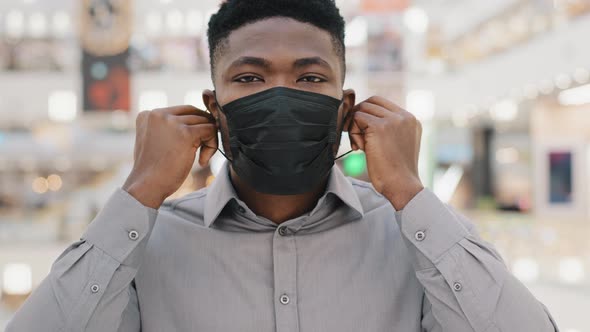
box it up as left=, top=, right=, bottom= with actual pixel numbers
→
left=207, top=0, right=346, bottom=80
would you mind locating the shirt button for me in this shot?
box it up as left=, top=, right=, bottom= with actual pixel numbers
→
left=278, top=227, right=288, bottom=236
left=453, top=282, right=462, bottom=292
left=237, top=206, right=246, bottom=214
left=128, top=230, right=139, bottom=241
left=90, top=284, right=100, bottom=293
left=415, top=230, right=426, bottom=242
left=279, top=294, right=290, bottom=305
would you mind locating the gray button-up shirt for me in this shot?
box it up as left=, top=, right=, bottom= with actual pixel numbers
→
left=7, top=164, right=559, bottom=332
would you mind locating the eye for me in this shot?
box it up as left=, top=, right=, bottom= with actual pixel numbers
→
left=234, top=75, right=263, bottom=83
left=298, top=75, right=327, bottom=83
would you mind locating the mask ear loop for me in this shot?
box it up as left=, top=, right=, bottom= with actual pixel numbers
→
left=334, top=101, right=356, bottom=161
left=335, top=149, right=354, bottom=161
left=215, top=142, right=233, bottom=163
left=209, top=91, right=234, bottom=163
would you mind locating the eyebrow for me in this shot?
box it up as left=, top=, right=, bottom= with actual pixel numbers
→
left=293, top=57, right=332, bottom=71
left=228, top=56, right=272, bottom=71
left=227, top=56, right=333, bottom=72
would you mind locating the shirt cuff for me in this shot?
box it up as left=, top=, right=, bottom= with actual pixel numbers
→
left=395, top=188, right=469, bottom=264
left=81, top=188, right=158, bottom=264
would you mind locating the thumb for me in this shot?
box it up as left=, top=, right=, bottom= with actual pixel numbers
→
left=198, top=133, right=218, bottom=167
left=348, top=113, right=370, bottom=151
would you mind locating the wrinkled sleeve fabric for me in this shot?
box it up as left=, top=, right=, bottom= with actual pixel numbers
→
left=6, top=188, right=157, bottom=332
left=395, top=189, right=559, bottom=332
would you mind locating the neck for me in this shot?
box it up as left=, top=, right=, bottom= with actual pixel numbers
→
left=229, top=167, right=327, bottom=225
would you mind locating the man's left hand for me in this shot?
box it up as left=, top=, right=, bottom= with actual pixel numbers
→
left=347, top=96, right=424, bottom=210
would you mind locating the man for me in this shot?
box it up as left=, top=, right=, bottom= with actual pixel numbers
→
left=8, top=1, right=558, bottom=331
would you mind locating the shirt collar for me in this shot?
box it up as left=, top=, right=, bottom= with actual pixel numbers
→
left=323, top=164, right=364, bottom=219
left=204, top=161, right=365, bottom=228
left=203, top=162, right=238, bottom=228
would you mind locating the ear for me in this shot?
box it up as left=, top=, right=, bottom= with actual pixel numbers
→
left=202, top=89, right=220, bottom=119
left=341, top=88, right=356, bottom=132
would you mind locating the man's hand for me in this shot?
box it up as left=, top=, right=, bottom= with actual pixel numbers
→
left=347, top=96, right=424, bottom=210
left=122, top=106, right=218, bottom=209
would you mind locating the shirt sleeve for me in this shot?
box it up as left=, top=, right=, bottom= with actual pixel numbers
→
left=395, top=188, right=559, bottom=332
left=5, top=188, right=157, bottom=332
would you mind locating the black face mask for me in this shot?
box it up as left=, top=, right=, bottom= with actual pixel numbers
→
left=215, top=87, right=352, bottom=195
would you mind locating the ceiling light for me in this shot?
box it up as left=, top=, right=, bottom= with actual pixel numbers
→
left=558, top=84, right=590, bottom=106
left=29, top=12, right=47, bottom=37
left=186, top=10, right=204, bottom=35
left=47, top=174, right=63, bottom=191
left=345, top=16, right=368, bottom=47
left=6, top=10, right=25, bottom=38
left=48, top=91, right=77, bottom=122
left=52, top=11, right=71, bottom=37
left=166, top=10, right=184, bottom=34
left=32, top=177, right=49, bottom=194
left=139, top=91, right=168, bottom=111
left=573, top=67, right=589, bottom=84
left=559, top=257, right=585, bottom=284
left=555, top=74, right=572, bottom=90
left=3, top=263, right=33, bottom=295
left=490, top=99, right=518, bottom=122
left=512, top=258, right=539, bottom=282
left=406, top=90, right=435, bottom=121
left=145, top=12, right=163, bottom=36
left=403, top=7, right=429, bottom=34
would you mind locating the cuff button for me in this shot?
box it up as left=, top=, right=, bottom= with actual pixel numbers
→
left=414, top=230, right=426, bottom=242
left=128, top=230, right=139, bottom=241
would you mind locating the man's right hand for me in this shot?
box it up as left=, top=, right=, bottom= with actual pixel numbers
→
left=122, top=106, right=218, bottom=209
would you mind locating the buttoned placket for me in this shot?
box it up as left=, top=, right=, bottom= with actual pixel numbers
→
left=272, top=221, right=301, bottom=332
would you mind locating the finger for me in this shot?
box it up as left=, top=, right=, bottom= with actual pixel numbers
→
left=342, top=110, right=354, bottom=133
left=352, top=110, right=381, bottom=131
left=347, top=112, right=364, bottom=150
left=155, top=105, right=215, bottom=120
left=185, top=123, right=217, bottom=146
left=185, top=124, right=218, bottom=166
left=364, top=96, right=404, bottom=114
left=348, top=124, right=362, bottom=150
left=199, top=143, right=218, bottom=167
left=198, top=129, right=219, bottom=167
left=353, top=102, right=391, bottom=119
left=348, top=112, right=371, bottom=151
left=176, top=115, right=215, bottom=125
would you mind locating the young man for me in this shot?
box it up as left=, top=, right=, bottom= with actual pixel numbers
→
left=8, top=1, right=558, bottom=331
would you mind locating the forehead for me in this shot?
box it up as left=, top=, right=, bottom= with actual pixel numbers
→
left=216, top=17, right=340, bottom=71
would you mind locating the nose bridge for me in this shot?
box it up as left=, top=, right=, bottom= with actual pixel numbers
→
left=264, top=44, right=303, bottom=89
left=268, top=63, right=296, bottom=89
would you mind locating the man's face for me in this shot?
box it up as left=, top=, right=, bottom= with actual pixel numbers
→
left=203, top=17, right=355, bottom=156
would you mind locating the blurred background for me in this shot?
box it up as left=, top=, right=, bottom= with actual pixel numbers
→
left=0, top=0, right=589, bottom=330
